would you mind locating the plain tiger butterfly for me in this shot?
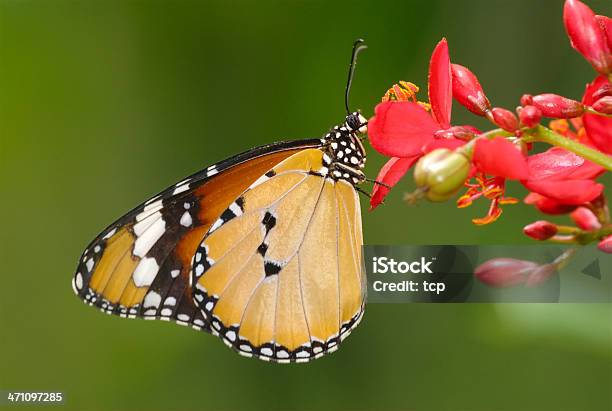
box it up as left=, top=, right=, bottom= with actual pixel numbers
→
left=72, top=40, right=373, bottom=363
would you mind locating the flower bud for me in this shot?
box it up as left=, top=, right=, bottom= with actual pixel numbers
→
left=433, top=125, right=479, bottom=141
left=597, top=235, right=612, bottom=253
left=489, top=107, right=519, bottom=131
left=474, top=258, right=538, bottom=288
left=591, top=80, right=612, bottom=100
left=451, top=64, right=491, bottom=116
left=591, top=95, right=612, bottom=114
left=520, top=94, right=533, bottom=106
left=532, top=93, right=585, bottom=118
left=563, top=0, right=612, bottom=74
left=525, top=264, right=558, bottom=287
left=570, top=207, right=602, bottom=230
left=518, top=105, right=542, bottom=127
left=595, top=15, right=612, bottom=51
left=523, top=221, right=558, bottom=240
left=414, top=148, right=470, bottom=202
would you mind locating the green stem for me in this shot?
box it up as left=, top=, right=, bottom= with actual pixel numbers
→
left=525, top=125, right=612, bottom=171
left=574, top=224, right=612, bottom=245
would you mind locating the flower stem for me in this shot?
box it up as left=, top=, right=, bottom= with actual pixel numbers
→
left=525, top=125, right=612, bottom=171
left=574, top=224, right=612, bottom=245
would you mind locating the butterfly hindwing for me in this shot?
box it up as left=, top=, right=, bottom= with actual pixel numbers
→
left=192, top=148, right=366, bottom=363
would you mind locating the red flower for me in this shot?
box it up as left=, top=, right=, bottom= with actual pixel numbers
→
left=522, top=147, right=605, bottom=206
left=369, top=39, right=461, bottom=209
left=582, top=75, right=612, bottom=154
left=369, top=39, right=525, bottom=209
left=563, top=0, right=612, bottom=74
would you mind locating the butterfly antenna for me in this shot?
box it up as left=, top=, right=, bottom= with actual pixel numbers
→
left=345, top=39, right=367, bottom=115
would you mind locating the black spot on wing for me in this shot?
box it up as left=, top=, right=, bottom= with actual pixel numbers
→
left=264, top=261, right=281, bottom=276
left=257, top=242, right=268, bottom=257
left=262, top=212, right=276, bottom=233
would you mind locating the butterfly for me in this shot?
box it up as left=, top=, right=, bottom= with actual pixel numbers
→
left=72, top=40, right=372, bottom=363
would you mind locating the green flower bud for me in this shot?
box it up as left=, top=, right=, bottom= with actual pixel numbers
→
left=413, top=148, right=470, bottom=202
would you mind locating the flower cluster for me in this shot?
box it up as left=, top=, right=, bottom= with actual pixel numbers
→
left=367, top=0, right=611, bottom=287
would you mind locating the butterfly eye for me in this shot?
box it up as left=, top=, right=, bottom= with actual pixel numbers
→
left=346, top=113, right=362, bottom=131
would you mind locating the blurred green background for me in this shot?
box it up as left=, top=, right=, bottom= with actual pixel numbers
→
left=1, top=0, right=611, bottom=410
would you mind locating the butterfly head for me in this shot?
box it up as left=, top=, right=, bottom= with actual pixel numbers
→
left=345, top=112, right=368, bottom=134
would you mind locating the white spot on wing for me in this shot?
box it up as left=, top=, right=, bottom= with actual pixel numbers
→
left=170, top=269, right=180, bottom=278
left=172, top=184, right=190, bottom=195
left=136, top=200, right=163, bottom=222
left=75, top=272, right=83, bottom=290
left=143, top=291, right=162, bottom=308
left=86, top=258, right=94, bottom=272
left=133, top=257, right=159, bottom=287
left=133, top=218, right=166, bottom=258
left=229, top=202, right=243, bottom=216
left=180, top=211, right=193, bottom=227
left=133, top=211, right=161, bottom=236
left=165, top=296, right=176, bottom=306
left=210, top=218, right=223, bottom=232
left=250, top=174, right=270, bottom=188
left=102, top=228, right=117, bottom=240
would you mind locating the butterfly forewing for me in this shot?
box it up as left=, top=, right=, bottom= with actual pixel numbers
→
left=72, top=141, right=320, bottom=329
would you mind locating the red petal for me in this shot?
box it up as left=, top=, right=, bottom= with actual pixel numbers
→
left=524, top=179, right=603, bottom=205
left=428, top=38, right=452, bottom=128
left=526, top=147, right=604, bottom=180
left=369, top=156, right=420, bottom=210
left=473, top=138, right=529, bottom=180
left=368, top=101, right=438, bottom=157
left=563, top=0, right=612, bottom=74
left=524, top=192, right=577, bottom=215
left=582, top=75, right=612, bottom=153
